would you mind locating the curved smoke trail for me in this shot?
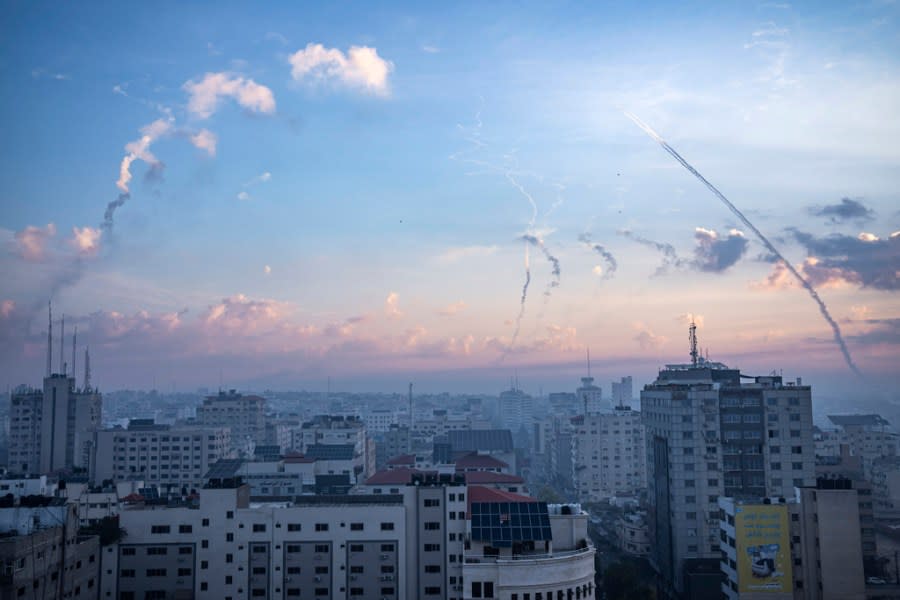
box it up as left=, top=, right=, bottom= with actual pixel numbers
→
left=625, top=112, right=861, bottom=376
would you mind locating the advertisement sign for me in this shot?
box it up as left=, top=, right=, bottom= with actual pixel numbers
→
left=735, top=504, right=793, bottom=593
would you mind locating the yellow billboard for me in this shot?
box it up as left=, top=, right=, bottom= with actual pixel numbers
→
left=735, top=504, right=793, bottom=594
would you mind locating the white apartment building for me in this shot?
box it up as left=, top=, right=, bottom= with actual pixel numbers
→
left=364, top=408, right=400, bottom=433
left=572, top=406, right=646, bottom=502
left=612, top=376, right=633, bottom=407
left=196, top=390, right=267, bottom=454
left=642, top=361, right=815, bottom=597
left=91, top=419, right=232, bottom=495
left=498, top=387, right=533, bottom=433
left=576, top=375, right=607, bottom=415
left=816, top=414, right=898, bottom=478
left=8, top=374, right=102, bottom=475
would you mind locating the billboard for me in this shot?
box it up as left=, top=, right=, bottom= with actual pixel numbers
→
left=735, top=504, right=793, bottom=594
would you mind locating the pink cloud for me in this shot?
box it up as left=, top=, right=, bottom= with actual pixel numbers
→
left=14, top=223, right=56, bottom=262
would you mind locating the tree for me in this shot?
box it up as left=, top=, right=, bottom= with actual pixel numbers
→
left=603, top=562, right=655, bottom=600
left=536, top=485, right=564, bottom=504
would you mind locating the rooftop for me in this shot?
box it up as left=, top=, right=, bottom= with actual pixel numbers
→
left=447, top=429, right=513, bottom=452
left=827, top=414, right=890, bottom=428
left=304, top=444, right=355, bottom=461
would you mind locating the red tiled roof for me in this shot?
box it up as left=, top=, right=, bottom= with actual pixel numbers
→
left=386, top=454, right=415, bottom=466
left=466, top=485, right=536, bottom=519
left=463, top=471, right=525, bottom=484
left=283, top=455, right=316, bottom=464
left=454, top=453, right=509, bottom=470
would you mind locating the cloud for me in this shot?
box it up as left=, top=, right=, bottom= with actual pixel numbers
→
left=438, top=301, right=467, bottom=316
left=245, top=172, right=272, bottom=187
left=808, top=198, right=874, bottom=223
left=435, top=245, right=499, bottom=264
left=183, top=72, right=276, bottom=119
left=263, top=265, right=272, bottom=275
left=422, top=45, right=440, bottom=54
left=118, top=118, right=174, bottom=193
left=190, top=129, right=218, bottom=156
left=202, top=294, right=289, bottom=334
left=633, top=322, right=668, bottom=350
left=677, top=313, right=705, bottom=328
left=385, top=292, right=403, bottom=319
left=70, top=227, right=102, bottom=256
left=13, top=223, right=57, bottom=262
left=692, top=227, right=749, bottom=272
left=788, top=228, right=900, bottom=290
left=618, top=229, right=686, bottom=276
left=236, top=191, right=251, bottom=201
left=288, top=43, right=393, bottom=96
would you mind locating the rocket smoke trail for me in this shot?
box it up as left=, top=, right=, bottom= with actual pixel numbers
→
left=618, top=229, right=686, bottom=276
left=625, top=112, right=861, bottom=376
left=578, top=233, right=617, bottom=279
left=505, top=244, right=532, bottom=358
left=522, top=234, right=561, bottom=294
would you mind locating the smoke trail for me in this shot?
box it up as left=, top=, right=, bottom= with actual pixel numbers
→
left=504, top=244, right=532, bottom=358
left=578, top=233, right=617, bottom=279
left=625, top=112, right=861, bottom=376
left=522, top=233, right=561, bottom=293
left=618, top=229, right=687, bottom=276
left=102, top=194, right=130, bottom=232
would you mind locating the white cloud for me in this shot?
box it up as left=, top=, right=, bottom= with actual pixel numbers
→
left=385, top=292, right=403, bottom=319
left=288, top=43, right=393, bottom=96
left=438, top=301, right=467, bottom=316
left=245, top=172, right=272, bottom=187
left=13, top=223, right=56, bottom=262
left=264, top=265, right=272, bottom=275
left=190, top=129, right=218, bottom=156
left=236, top=191, right=251, bottom=201
left=70, top=227, right=102, bottom=256
left=264, top=32, right=289, bottom=46
left=183, top=72, right=276, bottom=119
left=422, top=45, right=440, bottom=54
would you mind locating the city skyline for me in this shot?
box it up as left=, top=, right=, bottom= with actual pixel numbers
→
left=2, top=2, right=898, bottom=394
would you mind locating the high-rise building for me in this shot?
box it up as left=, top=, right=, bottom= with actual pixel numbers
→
left=572, top=405, right=646, bottom=502
left=641, top=346, right=814, bottom=597
left=8, top=374, right=102, bottom=475
left=196, top=390, right=267, bottom=455
left=612, top=375, right=633, bottom=407
left=576, top=375, right=606, bottom=415
left=497, top=386, right=533, bottom=434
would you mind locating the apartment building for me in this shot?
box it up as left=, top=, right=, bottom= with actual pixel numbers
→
left=196, top=390, right=267, bottom=455
left=292, top=416, right=376, bottom=479
left=571, top=405, right=646, bottom=502
left=91, top=419, right=232, bottom=495
left=8, top=374, right=102, bottom=475
left=642, top=360, right=814, bottom=598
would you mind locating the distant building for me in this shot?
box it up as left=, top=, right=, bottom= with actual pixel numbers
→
left=196, top=390, right=267, bottom=455
left=616, top=511, right=651, bottom=556
left=612, top=375, right=634, bottom=407
left=572, top=405, right=646, bottom=502
left=434, top=429, right=517, bottom=474
left=292, top=415, right=376, bottom=479
left=576, top=374, right=606, bottom=415
left=498, top=387, right=533, bottom=433
left=817, top=414, right=897, bottom=478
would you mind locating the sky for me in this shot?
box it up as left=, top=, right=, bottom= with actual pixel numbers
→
left=1, top=1, right=898, bottom=396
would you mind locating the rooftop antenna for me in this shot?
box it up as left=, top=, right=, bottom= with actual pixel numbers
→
left=586, top=348, right=592, bottom=378
left=514, top=370, right=519, bottom=391
left=689, top=317, right=699, bottom=367
left=46, top=301, right=52, bottom=377
left=72, top=326, right=77, bottom=386
left=83, top=346, right=91, bottom=391
left=59, top=313, right=65, bottom=376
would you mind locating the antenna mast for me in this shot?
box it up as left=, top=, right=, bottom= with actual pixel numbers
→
left=72, top=326, right=77, bottom=386
left=46, top=301, right=53, bottom=377
left=60, top=314, right=65, bottom=375
left=587, top=348, right=591, bottom=377
left=689, top=318, right=699, bottom=367
left=84, top=347, right=91, bottom=391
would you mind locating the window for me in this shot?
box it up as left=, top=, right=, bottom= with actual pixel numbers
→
left=315, top=523, right=329, bottom=531
left=226, top=533, right=234, bottom=542
left=791, top=446, right=802, bottom=454
left=179, top=525, right=192, bottom=533
left=381, top=543, right=395, bottom=552
left=288, top=523, right=301, bottom=531
left=425, top=565, right=441, bottom=573
left=314, top=544, right=329, bottom=553
left=146, top=569, right=167, bottom=577
left=484, top=582, right=495, bottom=598
left=287, top=567, right=301, bottom=574
left=151, top=525, right=170, bottom=534
left=315, top=566, right=328, bottom=574
left=226, top=554, right=233, bottom=563
left=253, top=567, right=267, bottom=575
left=350, top=565, right=364, bottom=573
left=425, top=587, right=442, bottom=595
left=201, top=561, right=209, bottom=569
left=424, top=521, right=440, bottom=530
left=381, top=522, right=395, bottom=531
left=121, top=547, right=136, bottom=556
left=424, top=498, right=440, bottom=507
left=178, top=568, right=191, bottom=576
left=350, top=522, right=363, bottom=530
left=226, top=511, right=234, bottom=519
left=179, top=547, right=192, bottom=554
left=472, top=582, right=483, bottom=598
left=146, top=547, right=168, bottom=555
left=424, top=543, right=440, bottom=551
left=253, top=524, right=266, bottom=532
left=770, top=445, right=781, bottom=454
left=120, top=569, right=135, bottom=578
left=350, top=544, right=364, bottom=552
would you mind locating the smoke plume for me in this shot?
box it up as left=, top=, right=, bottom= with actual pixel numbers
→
left=578, top=233, right=617, bottom=279
left=618, top=229, right=686, bottom=275
left=625, top=112, right=861, bottom=376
